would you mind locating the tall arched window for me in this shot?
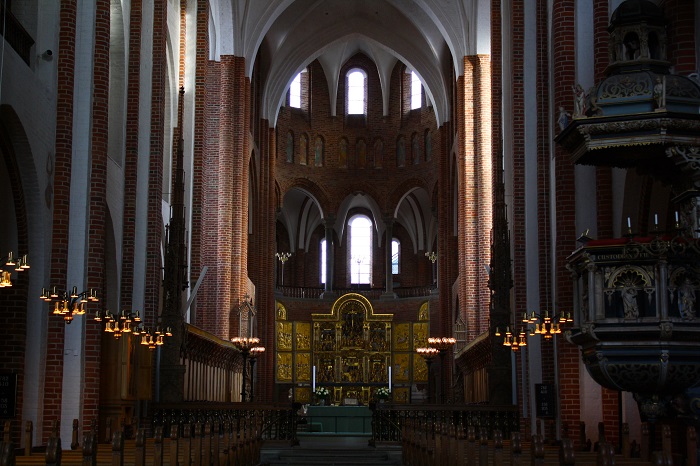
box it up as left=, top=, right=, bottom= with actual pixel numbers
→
left=320, top=238, right=327, bottom=284
left=347, top=69, right=366, bottom=115
left=349, top=215, right=372, bottom=284
left=410, top=71, right=422, bottom=109
left=392, top=238, right=400, bottom=274
left=290, top=72, right=302, bottom=108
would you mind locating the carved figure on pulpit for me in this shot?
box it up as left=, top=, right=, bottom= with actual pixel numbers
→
left=621, top=286, right=639, bottom=319
left=679, top=278, right=696, bottom=319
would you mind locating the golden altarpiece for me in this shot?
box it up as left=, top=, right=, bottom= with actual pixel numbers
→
left=275, top=293, right=430, bottom=405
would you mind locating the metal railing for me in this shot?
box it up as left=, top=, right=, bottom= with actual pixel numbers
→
left=275, top=285, right=436, bottom=299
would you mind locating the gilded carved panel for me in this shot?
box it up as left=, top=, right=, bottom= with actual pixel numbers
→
left=296, top=352, right=311, bottom=382
left=419, top=302, right=430, bottom=321
left=392, top=387, right=410, bottom=403
left=413, top=322, right=428, bottom=348
left=276, top=352, right=293, bottom=382
left=368, top=357, right=388, bottom=383
left=413, top=354, right=428, bottom=382
left=277, top=322, right=293, bottom=351
left=295, top=322, right=311, bottom=350
left=393, top=323, right=410, bottom=351
left=368, top=322, right=389, bottom=351
left=295, top=387, right=311, bottom=403
left=393, top=353, right=411, bottom=382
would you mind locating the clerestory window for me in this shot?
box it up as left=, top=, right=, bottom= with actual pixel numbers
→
left=349, top=215, right=372, bottom=284
left=347, top=69, right=367, bottom=115
left=410, top=71, right=422, bottom=109
left=320, top=238, right=326, bottom=284
left=392, top=239, right=400, bottom=275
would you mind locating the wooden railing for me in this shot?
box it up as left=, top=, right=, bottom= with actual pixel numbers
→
left=370, top=403, right=520, bottom=444
left=3, top=403, right=298, bottom=465
left=151, top=402, right=298, bottom=444
left=3, top=410, right=699, bottom=464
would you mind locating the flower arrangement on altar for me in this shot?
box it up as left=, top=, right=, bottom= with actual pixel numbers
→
left=314, top=387, right=330, bottom=398
left=376, top=387, right=391, bottom=399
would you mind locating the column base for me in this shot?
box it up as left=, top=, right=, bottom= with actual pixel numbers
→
left=380, top=292, right=397, bottom=300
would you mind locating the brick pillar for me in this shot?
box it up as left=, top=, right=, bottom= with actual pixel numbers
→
left=43, top=0, right=77, bottom=444
left=256, top=124, right=276, bottom=402
left=197, top=59, right=221, bottom=332
left=83, top=0, right=110, bottom=430
left=231, top=57, right=249, bottom=332
left=552, top=0, right=582, bottom=448
left=507, top=0, right=529, bottom=425
left=189, top=0, right=209, bottom=310
left=120, top=0, right=142, bottom=311
left=145, top=0, right=167, bottom=329
left=217, top=56, right=236, bottom=339
left=664, top=0, right=697, bottom=74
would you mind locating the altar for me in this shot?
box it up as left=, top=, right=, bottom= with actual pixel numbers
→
left=305, top=405, right=372, bottom=434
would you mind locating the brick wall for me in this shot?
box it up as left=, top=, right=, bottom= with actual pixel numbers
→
left=274, top=56, right=440, bottom=294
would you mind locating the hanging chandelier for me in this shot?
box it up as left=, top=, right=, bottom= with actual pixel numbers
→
left=1, top=252, right=29, bottom=287
left=522, top=310, right=573, bottom=340
left=40, top=287, right=171, bottom=347
left=39, top=286, right=99, bottom=324
left=494, top=325, right=527, bottom=352
left=494, top=310, right=573, bottom=351
left=95, top=310, right=172, bottom=347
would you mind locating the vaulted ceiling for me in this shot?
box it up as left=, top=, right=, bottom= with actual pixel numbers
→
left=209, top=0, right=491, bottom=127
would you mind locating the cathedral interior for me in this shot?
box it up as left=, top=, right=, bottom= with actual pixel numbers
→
left=1, top=0, right=700, bottom=461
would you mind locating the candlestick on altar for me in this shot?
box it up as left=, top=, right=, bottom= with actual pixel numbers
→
left=312, top=365, right=316, bottom=392
left=388, top=366, right=392, bottom=392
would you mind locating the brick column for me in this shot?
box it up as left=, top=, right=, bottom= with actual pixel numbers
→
left=120, top=0, right=142, bottom=311
left=552, top=0, right=582, bottom=448
left=145, top=0, right=167, bottom=330
left=216, top=56, right=236, bottom=339
left=43, top=0, right=77, bottom=444
left=83, top=0, right=110, bottom=430
left=257, top=124, right=276, bottom=402
left=189, top=0, right=209, bottom=309
left=197, top=59, right=221, bottom=332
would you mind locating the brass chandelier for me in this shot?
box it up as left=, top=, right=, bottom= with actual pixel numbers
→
left=40, top=286, right=171, bottom=348
left=495, top=310, right=573, bottom=352
left=1, top=252, right=29, bottom=287
left=40, top=286, right=99, bottom=324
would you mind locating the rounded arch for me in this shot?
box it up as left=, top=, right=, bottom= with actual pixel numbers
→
left=336, top=192, right=384, bottom=248
left=392, top=185, right=434, bottom=254
left=278, top=181, right=327, bottom=253
left=0, top=105, right=44, bottom=434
